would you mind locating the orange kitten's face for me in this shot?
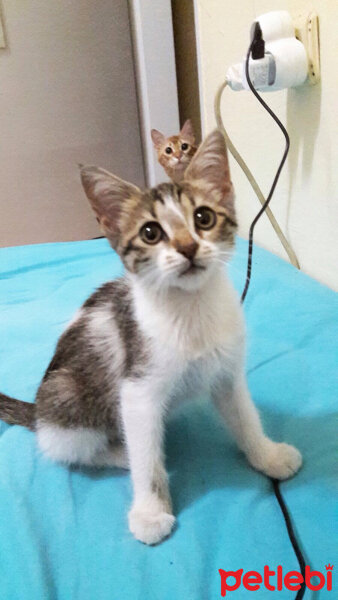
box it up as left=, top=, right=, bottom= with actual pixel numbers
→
left=151, top=119, right=197, bottom=183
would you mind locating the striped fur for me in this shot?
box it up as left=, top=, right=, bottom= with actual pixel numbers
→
left=0, top=393, right=35, bottom=429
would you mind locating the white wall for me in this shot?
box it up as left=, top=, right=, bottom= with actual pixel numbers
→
left=196, top=0, right=338, bottom=290
left=0, top=0, right=145, bottom=246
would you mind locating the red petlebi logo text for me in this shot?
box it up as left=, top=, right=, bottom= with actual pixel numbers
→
left=219, top=564, right=333, bottom=596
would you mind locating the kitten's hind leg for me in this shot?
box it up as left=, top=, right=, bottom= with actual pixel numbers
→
left=36, top=423, right=109, bottom=466
left=94, top=443, right=129, bottom=469
left=37, top=422, right=129, bottom=468
left=36, top=370, right=112, bottom=466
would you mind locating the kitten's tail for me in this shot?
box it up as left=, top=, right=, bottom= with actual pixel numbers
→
left=0, top=393, right=36, bottom=430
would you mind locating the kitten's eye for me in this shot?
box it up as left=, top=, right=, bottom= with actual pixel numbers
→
left=194, top=206, right=216, bottom=231
left=165, top=147, right=172, bottom=155
left=140, top=222, right=163, bottom=245
left=181, top=143, right=189, bottom=151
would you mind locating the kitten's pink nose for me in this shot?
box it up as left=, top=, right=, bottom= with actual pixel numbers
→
left=174, top=152, right=182, bottom=160
left=175, top=240, right=198, bottom=260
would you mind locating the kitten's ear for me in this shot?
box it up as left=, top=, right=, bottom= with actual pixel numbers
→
left=180, top=119, right=195, bottom=144
left=151, top=129, right=166, bottom=150
left=184, top=129, right=235, bottom=220
left=80, top=166, right=141, bottom=247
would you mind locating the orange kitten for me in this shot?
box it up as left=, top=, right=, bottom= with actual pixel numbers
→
left=151, top=119, right=197, bottom=183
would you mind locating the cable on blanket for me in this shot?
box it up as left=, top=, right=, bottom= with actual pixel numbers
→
left=227, top=24, right=306, bottom=600
left=272, top=479, right=306, bottom=599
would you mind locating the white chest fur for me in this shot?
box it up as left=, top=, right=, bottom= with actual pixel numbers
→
left=130, top=269, right=245, bottom=386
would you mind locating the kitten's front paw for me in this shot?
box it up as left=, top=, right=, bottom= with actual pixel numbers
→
left=249, top=441, right=302, bottom=480
left=129, top=507, right=175, bottom=545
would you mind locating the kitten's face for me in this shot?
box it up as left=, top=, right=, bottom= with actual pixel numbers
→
left=112, top=182, right=236, bottom=292
left=156, top=135, right=196, bottom=172
left=81, top=130, right=236, bottom=292
left=151, top=120, right=197, bottom=181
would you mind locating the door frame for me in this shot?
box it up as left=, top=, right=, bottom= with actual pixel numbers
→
left=129, top=0, right=180, bottom=187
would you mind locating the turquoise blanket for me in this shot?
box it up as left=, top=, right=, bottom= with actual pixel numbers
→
left=0, top=238, right=336, bottom=599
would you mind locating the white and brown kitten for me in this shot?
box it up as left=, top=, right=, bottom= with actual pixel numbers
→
left=0, top=130, right=302, bottom=545
left=151, top=119, right=197, bottom=183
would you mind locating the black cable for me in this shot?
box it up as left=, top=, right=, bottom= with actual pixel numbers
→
left=240, top=25, right=306, bottom=599
left=272, top=479, right=306, bottom=599
left=241, top=28, right=290, bottom=304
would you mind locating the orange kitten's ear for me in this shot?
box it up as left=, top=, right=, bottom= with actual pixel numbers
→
left=151, top=129, right=166, bottom=150
left=80, top=166, right=141, bottom=247
left=180, top=119, right=195, bottom=144
left=184, top=129, right=235, bottom=220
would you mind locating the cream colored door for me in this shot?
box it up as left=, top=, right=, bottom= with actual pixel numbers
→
left=0, top=0, right=145, bottom=246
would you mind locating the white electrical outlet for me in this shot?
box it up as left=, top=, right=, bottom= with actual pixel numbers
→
left=294, top=12, right=320, bottom=84
left=226, top=11, right=320, bottom=92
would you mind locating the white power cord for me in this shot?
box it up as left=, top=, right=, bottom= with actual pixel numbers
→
left=214, top=79, right=300, bottom=269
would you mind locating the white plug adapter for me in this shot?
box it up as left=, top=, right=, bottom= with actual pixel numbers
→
left=226, top=11, right=318, bottom=92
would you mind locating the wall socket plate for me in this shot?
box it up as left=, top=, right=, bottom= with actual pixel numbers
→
left=294, top=12, right=320, bottom=84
